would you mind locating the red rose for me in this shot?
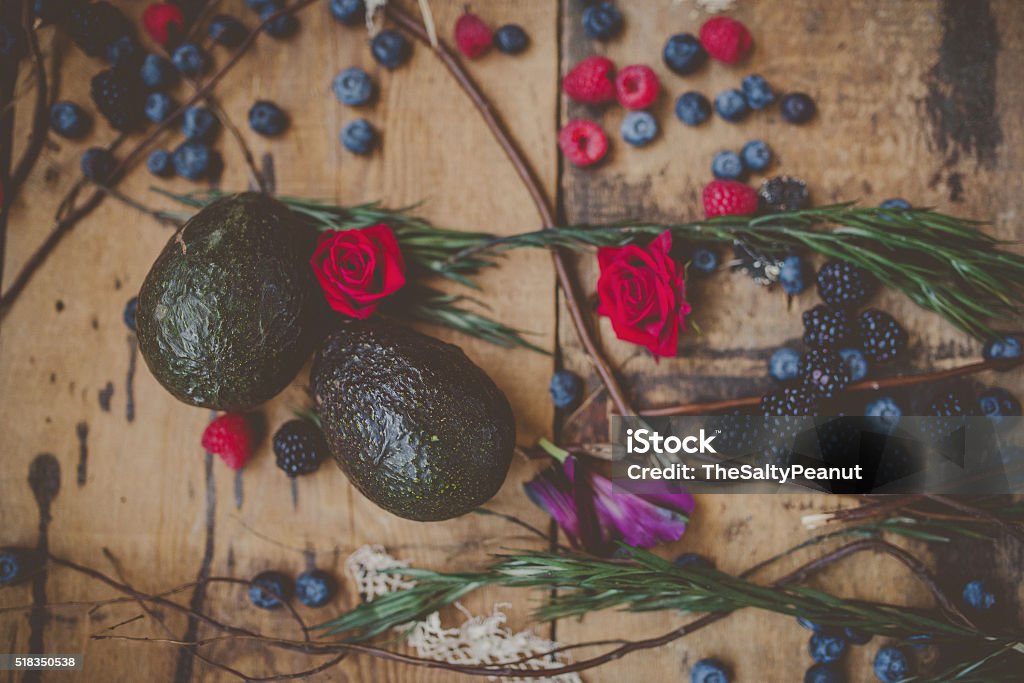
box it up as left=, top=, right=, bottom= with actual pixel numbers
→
left=596, top=231, right=691, bottom=358
left=310, top=224, right=407, bottom=319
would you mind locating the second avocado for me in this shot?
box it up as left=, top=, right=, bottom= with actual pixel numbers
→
left=311, top=322, right=515, bottom=521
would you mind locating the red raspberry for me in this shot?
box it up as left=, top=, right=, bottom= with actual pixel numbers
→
left=702, top=180, right=759, bottom=218
left=559, top=119, right=608, bottom=167
left=614, top=65, right=660, bottom=109
left=201, top=413, right=253, bottom=471
left=699, top=17, right=753, bottom=64
left=562, top=56, right=616, bottom=104
left=143, top=3, right=186, bottom=46
left=454, top=10, right=493, bottom=59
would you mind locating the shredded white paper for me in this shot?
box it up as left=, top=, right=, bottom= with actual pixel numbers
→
left=346, top=545, right=583, bottom=683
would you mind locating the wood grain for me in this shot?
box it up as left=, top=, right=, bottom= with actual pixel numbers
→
left=1, top=1, right=1022, bottom=682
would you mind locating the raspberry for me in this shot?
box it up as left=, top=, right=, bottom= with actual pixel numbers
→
left=454, top=10, right=492, bottom=59
left=201, top=413, right=253, bottom=470
left=802, top=304, right=852, bottom=348
left=272, top=419, right=327, bottom=477
left=562, top=56, right=615, bottom=104
left=143, top=3, right=186, bottom=46
left=614, top=65, right=659, bottom=109
left=558, top=119, right=607, bottom=167
left=699, top=16, right=752, bottom=64
left=702, top=180, right=758, bottom=218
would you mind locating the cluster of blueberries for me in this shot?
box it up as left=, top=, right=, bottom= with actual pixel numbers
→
left=711, top=139, right=773, bottom=180
left=247, top=567, right=337, bottom=610
left=672, top=71, right=815, bottom=128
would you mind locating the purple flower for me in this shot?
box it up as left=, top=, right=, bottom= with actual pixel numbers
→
left=524, top=440, right=694, bottom=554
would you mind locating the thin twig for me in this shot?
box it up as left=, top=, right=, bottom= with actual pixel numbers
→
left=7, top=9, right=48, bottom=206
left=385, top=4, right=635, bottom=418
left=640, top=356, right=1024, bottom=416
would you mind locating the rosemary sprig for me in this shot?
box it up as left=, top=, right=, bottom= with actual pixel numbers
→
left=152, top=189, right=545, bottom=352
left=461, top=205, right=1024, bottom=340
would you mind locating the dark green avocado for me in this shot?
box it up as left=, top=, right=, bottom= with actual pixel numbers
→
left=136, top=192, right=320, bottom=411
left=311, top=321, right=516, bottom=521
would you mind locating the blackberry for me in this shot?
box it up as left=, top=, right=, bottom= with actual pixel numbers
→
left=248, top=570, right=292, bottom=609
left=90, top=66, right=146, bottom=132
left=858, top=309, right=907, bottom=362
left=800, top=348, right=850, bottom=398
left=707, top=411, right=762, bottom=456
left=273, top=419, right=327, bottom=476
left=35, top=0, right=84, bottom=25
left=761, top=386, right=818, bottom=417
left=68, top=1, right=132, bottom=58
left=802, top=305, right=852, bottom=348
left=758, top=176, right=809, bottom=213
left=105, top=35, right=142, bottom=68
left=760, top=387, right=817, bottom=466
left=920, top=386, right=976, bottom=448
left=295, top=569, right=336, bottom=607
left=816, top=261, right=876, bottom=308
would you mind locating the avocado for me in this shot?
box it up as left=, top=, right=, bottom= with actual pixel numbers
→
left=136, top=192, right=320, bottom=411
left=311, top=321, right=516, bottom=521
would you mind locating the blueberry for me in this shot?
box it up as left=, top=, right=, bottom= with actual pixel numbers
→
left=248, top=100, right=289, bottom=136
left=144, top=92, right=177, bottom=124
left=140, top=54, right=178, bottom=90
left=691, top=658, right=730, bottom=683
left=873, top=647, right=910, bottom=683
left=691, top=248, right=718, bottom=274
left=49, top=101, right=91, bottom=139
left=295, top=569, right=336, bottom=608
left=341, top=118, right=377, bottom=154
left=620, top=111, right=658, bottom=147
left=675, top=91, right=711, bottom=126
left=804, top=664, right=845, bottom=683
left=495, top=24, right=529, bottom=54
left=663, top=33, right=706, bottom=75
left=779, top=255, right=807, bottom=295
left=172, top=142, right=213, bottom=180
left=332, top=67, right=375, bottom=106
left=962, top=579, right=996, bottom=610
left=842, top=626, right=873, bottom=645
left=809, top=633, right=846, bottom=664
left=172, top=43, right=209, bottom=76
left=106, top=35, right=141, bottom=67
left=182, top=106, right=219, bottom=141
left=769, top=347, right=801, bottom=382
left=711, top=150, right=744, bottom=180
left=978, top=387, right=1021, bottom=426
left=549, top=370, right=582, bottom=409
left=714, top=89, right=748, bottom=122
left=982, top=335, right=1022, bottom=362
left=879, top=198, right=911, bottom=210
left=261, top=4, right=298, bottom=39
left=741, top=140, right=772, bottom=172
left=248, top=570, right=292, bottom=609
left=797, top=616, right=827, bottom=632
left=581, top=2, right=623, bottom=41
left=81, top=147, right=116, bottom=182
left=741, top=74, right=775, bottom=110
left=329, top=0, right=364, bottom=25
left=672, top=553, right=714, bottom=569
left=0, top=548, right=39, bottom=586
left=839, top=348, right=868, bottom=383
left=371, top=29, right=411, bottom=69
left=209, top=14, right=247, bottom=47
left=865, top=397, right=902, bottom=431
left=781, top=92, right=816, bottom=124
left=123, top=296, right=139, bottom=330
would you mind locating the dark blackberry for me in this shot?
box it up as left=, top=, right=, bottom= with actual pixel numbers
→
left=800, top=348, right=851, bottom=399
left=706, top=411, right=762, bottom=456
left=858, top=309, right=907, bottom=362
left=758, top=176, right=809, bottom=213
left=273, top=419, right=327, bottom=476
left=90, top=66, right=146, bottom=132
left=802, top=305, right=852, bottom=348
left=761, top=386, right=818, bottom=417
left=35, top=0, right=85, bottom=25
left=68, top=1, right=132, bottom=58
left=760, top=387, right=816, bottom=467
left=816, top=261, right=876, bottom=309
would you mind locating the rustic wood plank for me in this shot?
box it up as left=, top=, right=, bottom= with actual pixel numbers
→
left=556, top=0, right=1023, bottom=681
left=0, top=1, right=558, bottom=681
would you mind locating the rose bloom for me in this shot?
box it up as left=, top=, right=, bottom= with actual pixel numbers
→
left=596, top=231, right=691, bottom=357
left=309, top=224, right=406, bottom=319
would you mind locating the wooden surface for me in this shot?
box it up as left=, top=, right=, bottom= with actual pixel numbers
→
left=1, top=1, right=1022, bottom=682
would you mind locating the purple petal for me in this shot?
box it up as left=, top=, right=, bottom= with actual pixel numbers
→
left=523, top=469, right=582, bottom=546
